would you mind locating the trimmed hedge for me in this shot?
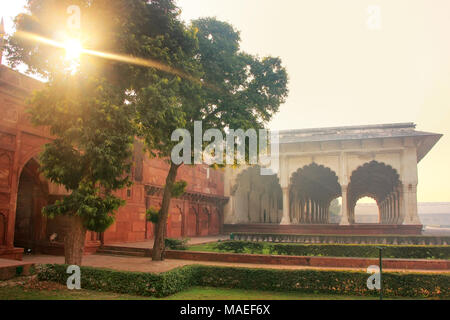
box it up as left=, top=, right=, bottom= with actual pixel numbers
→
left=204, top=241, right=450, bottom=260
left=195, top=266, right=450, bottom=298
left=37, top=264, right=197, bottom=297
left=232, top=232, right=450, bottom=246
left=36, top=263, right=450, bottom=298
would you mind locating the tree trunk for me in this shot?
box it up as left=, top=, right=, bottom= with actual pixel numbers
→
left=152, top=162, right=180, bottom=261
left=64, top=215, right=87, bottom=265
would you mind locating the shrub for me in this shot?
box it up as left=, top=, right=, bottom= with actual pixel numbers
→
left=36, top=263, right=450, bottom=298
left=207, top=241, right=450, bottom=260
left=215, top=241, right=265, bottom=254
left=37, top=264, right=198, bottom=297
left=165, top=238, right=189, bottom=250
left=194, top=265, right=450, bottom=298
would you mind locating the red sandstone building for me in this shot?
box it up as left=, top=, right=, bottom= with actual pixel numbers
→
left=0, top=62, right=227, bottom=260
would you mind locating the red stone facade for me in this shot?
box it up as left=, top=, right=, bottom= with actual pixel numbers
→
left=0, top=65, right=227, bottom=260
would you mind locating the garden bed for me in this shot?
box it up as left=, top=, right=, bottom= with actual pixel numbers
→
left=188, top=241, right=450, bottom=260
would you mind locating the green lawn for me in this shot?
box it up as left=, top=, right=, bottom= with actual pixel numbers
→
left=0, top=284, right=435, bottom=300
left=188, top=242, right=228, bottom=252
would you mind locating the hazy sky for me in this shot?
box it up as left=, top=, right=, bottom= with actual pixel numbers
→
left=2, top=0, right=450, bottom=202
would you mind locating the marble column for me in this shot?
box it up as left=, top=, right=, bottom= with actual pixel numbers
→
left=281, top=187, right=291, bottom=225
left=340, top=185, right=350, bottom=225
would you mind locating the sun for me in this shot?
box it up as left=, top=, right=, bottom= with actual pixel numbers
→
left=63, top=38, right=83, bottom=61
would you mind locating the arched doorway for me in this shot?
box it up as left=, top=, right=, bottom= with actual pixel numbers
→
left=348, top=161, right=401, bottom=224
left=328, top=197, right=342, bottom=224
left=14, top=158, right=49, bottom=251
left=353, top=196, right=379, bottom=223
left=290, top=163, right=341, bottom=224
left=232, top=166, right=282, bottom=224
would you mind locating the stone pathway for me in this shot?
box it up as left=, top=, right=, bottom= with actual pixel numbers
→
left=22, top=254, right=450, bottom=274
left=107, top=235, right=229, bottom=249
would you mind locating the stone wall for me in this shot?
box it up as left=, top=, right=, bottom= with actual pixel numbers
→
left=0, top=65, right=227, bottom=259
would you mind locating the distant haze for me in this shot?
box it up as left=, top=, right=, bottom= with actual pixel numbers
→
left=354, top=202, right=450, bottom=225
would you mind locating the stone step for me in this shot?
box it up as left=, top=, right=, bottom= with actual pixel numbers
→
left=0, top=259, right=35, bottom=281
left=101, top=246, right=149, bottom=253
left=96, top=249, right=149, bottom=257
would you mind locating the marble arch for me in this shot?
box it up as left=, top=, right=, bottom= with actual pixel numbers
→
left=288, top=163, right=341, bottom=224
left=347, top=161, right=401, bottom=224
left=225, top=123, right=442, bottom=227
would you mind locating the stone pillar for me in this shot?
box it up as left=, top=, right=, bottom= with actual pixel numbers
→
left=305, top=199, right=310, bottom=224
left=394, top=192, right=399, bottom=224
left=398, top=186, right=406, bottom=224
left=314, top=201, right=319, bottom=224
left=281, top=187, right=291, bottom=225
left=386, top=194, right=392, bottom=224
left=340, top=185, right=349, bottom=225
left=403, top=183, right=420, bottom=224
left=295, top=194, right=300, bottom=223
left=317, top=204, right=321, bottom=224
left=300, top=198, right=305, bottom=223
left=379, top=201, right=383, bottom=224
left=391, top=194, right=396, bottom=224
left=349, top=205, right=355, bottom=224
left=326, top=207, right=330, bottom=224
left=319, top=205, right=323, bottom=223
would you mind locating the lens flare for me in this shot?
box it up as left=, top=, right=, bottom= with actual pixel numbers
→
left=14, top=30, right=214, bottom=89
left=63, top=38, right=83, bottom=60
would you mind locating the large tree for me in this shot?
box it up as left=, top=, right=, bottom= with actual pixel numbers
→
left=5, top=0, right=170, bottom=265
left=133, top=15, right=289, bottom=260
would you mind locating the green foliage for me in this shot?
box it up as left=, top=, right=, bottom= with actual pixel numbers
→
left=127, top=4, right=289, bottom=259
left=193, top=18, right=289, bottom=134
left=213, top=241, right=265, bottom=254
left=6, top=1, right=141, bottom=233
left=329, top=199, right=341, bottom=216
left=207, top=241, right=450, bottom=260
left=164, top=238, right=189, bottom=250
left=37, top=264, right=450, bottom=298
left=232, top=232, right=450, bottom=246
left=37, top=264, right=198, bottom=298
left=132, top=14, right=289, bottom=163
left=194, top=266, right=449, bottom=298
left=171, top=180, right=187, bottom=198
left=43, top=184, right=124, bottom=232
left=6, top=0, right=289, bottom=257
left=26, top=74, right=134, bottom=232
left=146, top=207, right=160, bottom=224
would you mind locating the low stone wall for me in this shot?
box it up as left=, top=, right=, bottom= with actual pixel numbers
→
left=224, top=223, right=423, bottom=235
left=0, top=259, right=34, bottom=280
left=230, top=232, right=450, bottom=245
left=165, top=250, right=450, bottom=271
left=0, top=247, right=24, bottom=261
left=96, top=245, right=450, bottom=271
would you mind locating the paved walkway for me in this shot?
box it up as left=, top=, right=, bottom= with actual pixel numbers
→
left=107, top=235, right=229, bottom=249
left=0, top=258, right=33, bottom=268
left=21, top=254, right=449, bottom=274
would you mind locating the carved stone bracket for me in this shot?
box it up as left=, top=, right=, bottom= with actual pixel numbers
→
left=144, top=184, right=229, bottom=206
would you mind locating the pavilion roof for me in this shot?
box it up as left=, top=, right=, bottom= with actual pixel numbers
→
left=279, top=123, right=442, bottom=162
